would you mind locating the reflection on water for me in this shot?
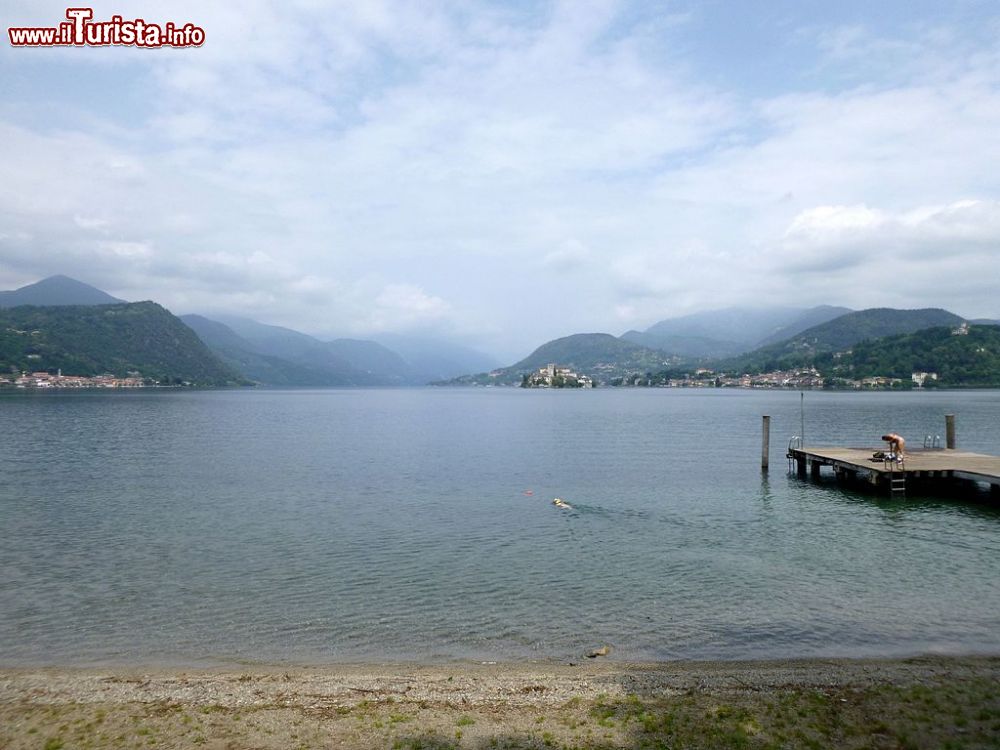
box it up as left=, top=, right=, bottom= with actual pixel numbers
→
left=1, top=387, right=998, bottom=666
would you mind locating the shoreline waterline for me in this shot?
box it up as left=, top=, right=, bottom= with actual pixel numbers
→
left=4, top=646, right=1000, bottom=672
left=4, top=655, right=998, bottom=749
left=4, top=654, right=998, bottom=708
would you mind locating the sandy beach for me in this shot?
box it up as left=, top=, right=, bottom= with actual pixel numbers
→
left=3, top=656, right=998, bottom=748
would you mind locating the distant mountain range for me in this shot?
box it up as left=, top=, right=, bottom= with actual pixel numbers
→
left=372, top=333, right=501, bottom=384
left=621, top=305, right=852, bottom=358
left=445, top=306, right=998, bottom=386
left=0, top=275, right=497, bottom=386
left=2, top=275, right=996, bottom=388
left=186, top=315, right=402, bottom=386
left=179, top=315, right=352, bottom=386
left=199, top=314, right=498, bottom=386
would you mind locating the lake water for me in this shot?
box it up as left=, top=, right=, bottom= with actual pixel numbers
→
left=2, top=387, right=999, bottom=666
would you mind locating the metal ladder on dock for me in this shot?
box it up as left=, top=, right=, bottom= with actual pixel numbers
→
left=884, top=450, right=906, bottom=496
left=786, top=436, right=802, bottom=472
left=888, top=470, right=906, bottom=496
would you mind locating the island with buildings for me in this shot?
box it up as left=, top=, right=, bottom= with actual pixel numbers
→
left=521, top=363, right=594, bottom=388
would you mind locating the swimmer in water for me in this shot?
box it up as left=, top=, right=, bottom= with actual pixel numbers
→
left=552, top=498, right=572, bottom=509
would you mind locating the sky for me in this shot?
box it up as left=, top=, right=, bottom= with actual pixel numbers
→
left=1, top=0, right=999, bottom=361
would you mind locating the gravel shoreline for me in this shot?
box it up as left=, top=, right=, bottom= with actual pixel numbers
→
left=3, top=656, right=998, bottom=748
left=4, top=655, right=999, bottom=708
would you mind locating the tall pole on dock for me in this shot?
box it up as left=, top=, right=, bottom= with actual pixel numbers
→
left=946, top=414, right=956, bottom=449
left=761, top=415, right=770, bottom=472
left=800, top=392, right=805, bottom=447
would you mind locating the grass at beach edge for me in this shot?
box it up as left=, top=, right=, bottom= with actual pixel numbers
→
left=3, top=669, right=998, bottom=749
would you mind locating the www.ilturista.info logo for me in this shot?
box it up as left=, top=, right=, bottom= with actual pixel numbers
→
left=8, top=8, right=205, bottom=48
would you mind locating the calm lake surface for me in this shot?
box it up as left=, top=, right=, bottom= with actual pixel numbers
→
left=2, top=387, right=999, bottom=666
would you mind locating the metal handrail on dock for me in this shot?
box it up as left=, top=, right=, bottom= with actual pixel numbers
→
left=786, top=436, right=802, bottom=472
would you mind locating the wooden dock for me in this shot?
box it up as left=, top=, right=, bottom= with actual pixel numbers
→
left=787, top=446, right=1000, bottom=497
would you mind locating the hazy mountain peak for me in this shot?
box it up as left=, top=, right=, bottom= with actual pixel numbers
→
left=624, top=305, right=853, bottom=358
left=0, top=275, right=125, bottom=308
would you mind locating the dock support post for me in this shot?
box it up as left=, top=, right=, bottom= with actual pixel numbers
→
left=797, top=456, right=807, bottom=478
left=810, top=460, right=821, bottom=479
left=761, top=415, right=770, bottom=472
left=946, top=414, right=956, bottom=449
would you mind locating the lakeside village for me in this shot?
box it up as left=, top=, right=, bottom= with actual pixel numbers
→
left=4, top=364, right=942, bottom=391
left=0, top=370, right=148, bottom=389
left=614, top=368, right=938, bottom=389
left=519, top=363, right=939, bottom=389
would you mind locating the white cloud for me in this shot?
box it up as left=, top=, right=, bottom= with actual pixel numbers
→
left=757, top=199, right=1000, bottom=314
left=74, top=215, right=111, bottom=231
left=97, top=241, right=152, bottom=259
left=541, top=240, right=591, bottom=271
left=782, top=199, right=1000, bottom=263
left=366, top=284, right=452, bottom=333
left=786, top=205, right=884, bottom=237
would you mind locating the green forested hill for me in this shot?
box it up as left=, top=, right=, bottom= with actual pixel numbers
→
left=794, top=307, right=964, bottom=350
left=725, top=307, right=966, bottom=373
left=0, top=303, right=246, bottom=385
left=824, top=325, right=1000, bottom=386
left=509, top=333, right=670, bottom=373
left=445, top=333, right=677, bottom=384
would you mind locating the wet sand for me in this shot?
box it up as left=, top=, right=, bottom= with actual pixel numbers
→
left=3, top=656, right=998, bottom=748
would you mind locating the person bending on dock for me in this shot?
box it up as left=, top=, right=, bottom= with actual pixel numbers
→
left=882, top=433, right=906, bottom=457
